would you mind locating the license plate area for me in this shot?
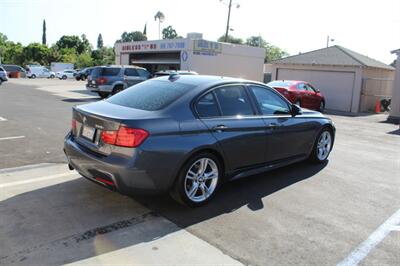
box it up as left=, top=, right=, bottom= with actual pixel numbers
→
left=81, top=125, right=96, bottom=141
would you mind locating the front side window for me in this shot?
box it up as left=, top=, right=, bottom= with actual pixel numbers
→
left=137, top=69, right=151, bottom=78
left=304, top=84, right=316, bottom=92
left=196, top=92, right=220, bottom=118
left=250, top=86, right=291, bottom=115
left=214, top=85, right=254, bottom=117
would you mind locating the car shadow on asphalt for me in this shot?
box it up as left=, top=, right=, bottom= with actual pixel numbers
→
left=133, top=160, right=328, bottom=228
left=0, top=160, right=327, bottom=265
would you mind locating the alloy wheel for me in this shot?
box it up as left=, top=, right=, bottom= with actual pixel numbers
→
left=317, top=131, right=332, bottom=161
left=184, top=158, right=219, bottom=203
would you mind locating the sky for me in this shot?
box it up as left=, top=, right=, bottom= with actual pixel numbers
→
left=0, top=0, right=399, bottom=64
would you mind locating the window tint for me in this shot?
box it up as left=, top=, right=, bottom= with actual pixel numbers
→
left=124, top=68, right=138, bottom=76
left=250, top=86, right=291, bottom=115
left=214, top=86, right=254, bottom=116
left=100, top=67, right=120, bottom=76
left=107, top=80, right=195, bottom=111
left=137, top=69, right=151, bottom=78
left=196, top=92, right=220, bottom=117
left=297, top=83, right=306, bottom=91
left=304, top=84, right=316, bottom=92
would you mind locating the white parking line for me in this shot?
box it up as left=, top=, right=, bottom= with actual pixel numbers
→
left=337, top=208, right=400, bottom=266
left=0, top=116, right=7, bottom=121
left=0, top=136, right=25, bottom=141
left=0, top=172, right=77, bottom=188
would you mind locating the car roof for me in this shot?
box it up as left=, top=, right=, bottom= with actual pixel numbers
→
left=154, top=74, right=265, bottom=88
left=94, top=65, right=146, bottom=70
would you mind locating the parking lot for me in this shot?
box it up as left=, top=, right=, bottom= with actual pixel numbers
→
left=0, top=79, right=399, bottom=265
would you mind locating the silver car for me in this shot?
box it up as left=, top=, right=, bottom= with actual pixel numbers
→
left=0, top=66, right=8, bottom=85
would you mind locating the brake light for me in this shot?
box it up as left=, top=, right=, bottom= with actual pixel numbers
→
left=71, top=119, right=77, bottom=135
left=96, top=77, right=108, bottom=85
left=101, top=127, right=149, bottom=147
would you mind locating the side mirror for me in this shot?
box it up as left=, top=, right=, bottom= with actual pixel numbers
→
left=291, top=104, right=302, bottom=116
left=315, top=89, right=320, bottom=93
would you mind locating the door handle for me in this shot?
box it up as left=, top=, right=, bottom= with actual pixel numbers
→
left=267, top=123, right=280, bottom=128
left=212, top=125, right=228, bottom=132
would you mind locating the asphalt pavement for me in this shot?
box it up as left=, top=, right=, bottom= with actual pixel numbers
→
left=0, top=79, right=399, bottom=265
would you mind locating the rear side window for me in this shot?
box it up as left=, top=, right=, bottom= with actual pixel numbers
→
left=107, top=80, right=195, bottom=111
left=196, top=92, right=220, bottom=117
left=268, top=80, right=295, bottom=87
left=124, top=68, right=138, bottom=76
left=250, top=86, right=291, bottom=115
left=214, top=85, right=254, bottom=116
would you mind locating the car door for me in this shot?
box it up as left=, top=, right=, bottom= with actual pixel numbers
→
left=296, top=83, right=311, bottom=108
left=304, top=83, right=321, bottom=109
left=195, top=84, right=268, bottom=170
left=123, top=68, right=143, bottom=88
left=248, top=85, right=314, bottom=163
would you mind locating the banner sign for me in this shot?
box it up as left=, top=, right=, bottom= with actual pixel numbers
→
left=193, top=40, right=222, bottom=56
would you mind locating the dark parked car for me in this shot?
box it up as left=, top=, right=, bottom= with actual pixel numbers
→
left=0, top=66, right=8, bottom=85
left=86, top=65, right=151, bottom=98
left=267, top=80, right=326, bottom=112
left=1, top=64, right=26, bottom=78
left=75, top=67, right=94, bottom=81
left=153, top=70, right=198, bottom=78
left=65, top=75, right=335, bottom=207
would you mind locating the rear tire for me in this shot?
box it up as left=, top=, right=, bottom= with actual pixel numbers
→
left=309, top=128, right=333, bottom=163
left=31, top=74, right=36, bottom=79
left=98, top=92, right=109, bottom=99
left=112, top=85, right=124, bottom=95
left=170, top=152, right=222, bottom=207
left=62, top=75, right=67, bottom=80
left=50, top=74, right=55, bottom=79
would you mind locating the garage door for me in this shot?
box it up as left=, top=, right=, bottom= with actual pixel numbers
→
left=277, top=69, right=355, bottom=112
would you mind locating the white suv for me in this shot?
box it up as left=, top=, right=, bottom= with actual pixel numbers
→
left=56, top=69, right=77, bottom=80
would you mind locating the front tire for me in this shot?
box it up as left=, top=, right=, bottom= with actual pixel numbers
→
left=170, top=153, right=222, bottom=207
left=97, top=92, right=109, bottom=99
left=62, top=75, right=67, bottom=80
left=31, top=74, right=36, bottom=79
left=318, top=101, right=325, bottom=113
left=309, top=128, right=333, bottom=163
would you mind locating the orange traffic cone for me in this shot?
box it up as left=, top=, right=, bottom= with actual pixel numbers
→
left=375, top=98, right=381, bottom=113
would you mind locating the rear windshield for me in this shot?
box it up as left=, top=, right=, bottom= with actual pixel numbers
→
left=107, top=80, right=195, bottom=111
left=267, top=80, right=295, bottom=87
left=91, top=67, right=120, bottom=77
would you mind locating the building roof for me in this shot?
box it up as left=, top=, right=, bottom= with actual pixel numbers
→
left=273, top=45, right=394, bottom=70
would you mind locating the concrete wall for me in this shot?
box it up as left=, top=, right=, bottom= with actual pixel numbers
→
left=359, top=68, right=395, bottom=112
left=389, top=51, right=400, bottom=120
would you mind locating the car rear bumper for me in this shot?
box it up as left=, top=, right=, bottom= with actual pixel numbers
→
left=63, top=132, right=164, bottom=195
left=85, top=84, right=112, bottom=93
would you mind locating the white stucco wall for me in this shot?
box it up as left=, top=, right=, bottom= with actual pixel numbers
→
left=389, top=51, right=400, bottom=120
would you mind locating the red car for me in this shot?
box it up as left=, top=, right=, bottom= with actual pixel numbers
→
left=267, top=80, right=325, bottom=112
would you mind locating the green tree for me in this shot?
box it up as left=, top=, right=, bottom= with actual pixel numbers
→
left=56, top=35, right=90, bottom=54
left=116, top=31, right=147, bottom=43
left=162, top=26, right=178, bottom=39
left=1, top=42, right=24, bottom=65
left=76, top=53, right=93, bottom=68
left=97, top=33, right=103, bottom=49
left=22, top=43, right=50, bottom=65
left=60, top=47, right=77, bottom=64
left=42, top=19, right=46, bottom=45
left=217, top=35, right=243, bottom=44
left=91, top=47, right=115, bottom=65
left=391, top=60, right=396, bottom=68
left=246, top=36, right=288, bottom=62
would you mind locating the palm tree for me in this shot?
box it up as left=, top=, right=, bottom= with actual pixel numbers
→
left=154, top=11, right=165, bottom=40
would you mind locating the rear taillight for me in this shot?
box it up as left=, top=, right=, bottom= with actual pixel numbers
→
left=71, top=119, right=77, bottom=135
left=101, top=127, right=149, bottom=148
left=96, top=77, right=107, bottom=85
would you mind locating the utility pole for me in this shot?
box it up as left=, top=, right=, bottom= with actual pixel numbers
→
left=326, top=35, right=334, bottom=48
left=224, top=0, right=232, bottom=42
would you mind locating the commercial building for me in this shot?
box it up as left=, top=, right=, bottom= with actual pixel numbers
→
left=266, top=46, right=395, bottom=113
left=114, top=34, right=265, bottom=81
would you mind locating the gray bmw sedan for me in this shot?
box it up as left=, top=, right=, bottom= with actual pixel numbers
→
left=64, top=75, right=335, bottom=207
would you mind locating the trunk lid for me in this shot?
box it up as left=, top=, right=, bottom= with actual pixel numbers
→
left=72, top=101, right=157, bottom=155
